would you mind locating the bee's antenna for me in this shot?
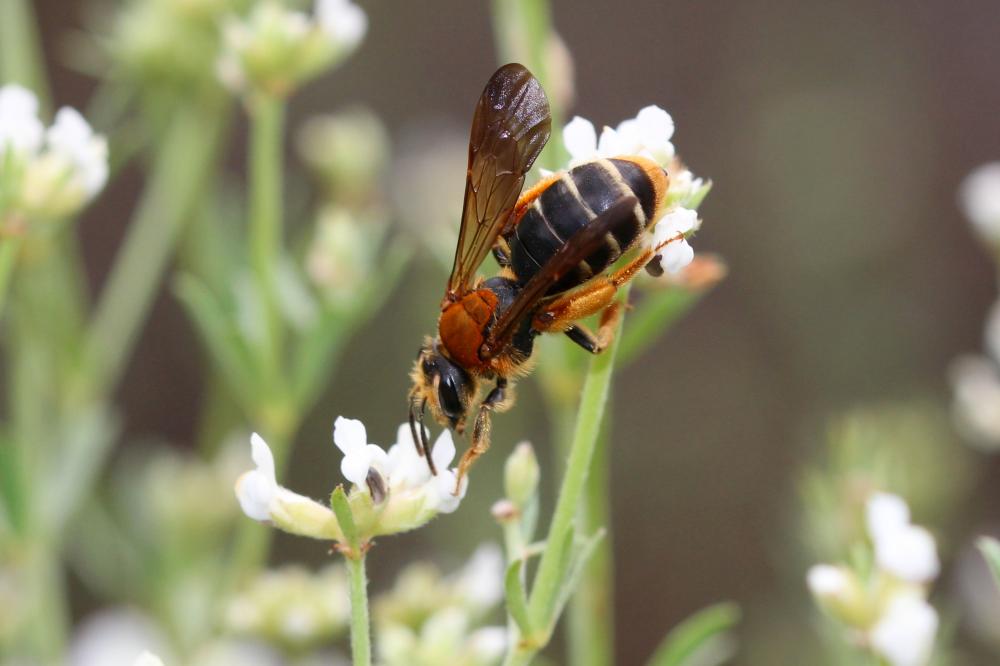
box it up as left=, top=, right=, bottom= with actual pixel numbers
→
left=408, top=393, right=438, bottom=475
left=420, top=398, right=438, bottom=475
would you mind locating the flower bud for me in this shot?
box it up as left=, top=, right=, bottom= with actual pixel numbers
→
left=503, top=442, right=540, bottom=508
left=218, top=0, right=365, bottom=99
left=297, top=109, right=390, bottom=204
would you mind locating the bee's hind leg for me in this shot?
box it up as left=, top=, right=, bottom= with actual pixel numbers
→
left=562, top=302, right=622, bottom=354
left=454, top=377, right=510, bottom=493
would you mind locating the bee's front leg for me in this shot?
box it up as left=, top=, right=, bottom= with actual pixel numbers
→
left=454, top=377, right=509, bottom=493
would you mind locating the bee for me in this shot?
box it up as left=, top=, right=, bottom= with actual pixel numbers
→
left=409, top=63, right=681, bottom=487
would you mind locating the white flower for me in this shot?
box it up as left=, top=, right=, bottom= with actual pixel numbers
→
left=870, top=593, right=938, bottom=666
left=960, top=162, right=1000, bottom=243
left=874, top=524, right=940, bottom=584
left=382, top=422, right=467, bottom=513
left=455, top=543, right=504, bottom=609
left=614, top=105, right=675, bottom=163
left=218, top=0, right=365, bottom=97
left=315, top=0, right=367, bottom=49
left=866, top=492, right=939, bottom=584
left=949, top=355, right=1000, bottom=448
left=0, top=84, right=44, bottom=156
left=562, top=116, right=597, bottom=163
left=563, top=106, right=675, bottom=168
left=46, top=108, right=108, bottom=196
left=468, top=626, right=507, bottom=661
left=651, top=207, right=699, bottom=273
left=69, top=609, right=172, bottom=666
left=866, top=492, right=911, bottom=542
left=329, top=417, right=468, bottom=538
left=234, top=434, right=342, bottom=540
left=807, top=564, right=850, bottom=598
left=133, top=652, right=165, bottom=666
left=333, top=416, right=388, bottom=487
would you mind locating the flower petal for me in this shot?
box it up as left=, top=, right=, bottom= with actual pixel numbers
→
left=333, top=416, right=367, bottom=455
left=874, top=524, right=939, bottom=583
left=870, top=593, right=938, bottom=666
left=635, top=105, right=675, bottom=142
left=658, top=239, right=694, bottom=274
left=866, top=492, right=910, bottom=543
left=249, top=433, right=276, bottom=482
left=341, top=450, right=372, bottom=486
left=431, top=429, right=456, bottom=471
left=235, top=470, right=276, bottom=521
left=316, top=0, right=367, bottom=48
left=563, top=116, right=596, bottom=161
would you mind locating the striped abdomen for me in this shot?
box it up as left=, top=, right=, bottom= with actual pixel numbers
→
left=505, top=156, right=668, bottom=294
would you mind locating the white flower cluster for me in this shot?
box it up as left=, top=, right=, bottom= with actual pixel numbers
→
left=334, top=417, right=467, bottom=516
left=807, top=492, right=939, bottom=666
left=224, top=563, right=350, bottom=646
left=0, top=84, right=108, bottom=222
left=560, top=105, right=707, bottom=276
left=374, top=545, right=506, bottom=666
left=950, top=302, right=1000, bottom=450
left=234, top=417, right=466, bottom=545
left=217, top=0, right=366, bottom=98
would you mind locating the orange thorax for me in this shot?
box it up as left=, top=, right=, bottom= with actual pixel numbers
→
left=438, top=289, right=499, bottom=371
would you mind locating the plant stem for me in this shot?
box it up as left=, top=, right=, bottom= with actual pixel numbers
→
left=0, top=235, right=22, bottom=318
left=81, top=99, right=226, bottom=399
left=567, top=415, right=614, bottom=666
left=346, top=553, right=372, bottom=666
left=0, top=0, right=50, bottom=106
left=248, top=95, right=285, bottom=376
left=509, top=285, right=630, bottom=665
left=491, top=0, right=566, bottom=170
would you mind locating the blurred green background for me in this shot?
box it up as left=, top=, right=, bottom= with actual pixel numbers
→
left=31, top=0, right=1000, bottom=662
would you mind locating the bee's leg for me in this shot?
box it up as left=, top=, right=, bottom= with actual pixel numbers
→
left=455, top=377, right=509, bottom=492
left=534, top=236, right=681, bottom=346
left=562, top=302, right=623, bottom=354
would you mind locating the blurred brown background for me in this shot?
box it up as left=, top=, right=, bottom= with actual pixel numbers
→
left=33, top=0, right=1000, bottom=663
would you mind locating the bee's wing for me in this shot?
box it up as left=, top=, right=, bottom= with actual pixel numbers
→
left=445, top=63, right=551, bottom=303
left=481, top=196, right=640, bottom=360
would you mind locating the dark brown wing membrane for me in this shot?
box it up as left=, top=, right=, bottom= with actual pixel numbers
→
left=481, top=196, right=640, bottom=359
left=445, top=63, right=551, bottom=302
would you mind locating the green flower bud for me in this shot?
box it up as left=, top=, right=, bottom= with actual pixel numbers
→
left=503, top=442, right=539, bottom=508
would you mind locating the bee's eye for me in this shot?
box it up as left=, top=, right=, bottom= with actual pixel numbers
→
left=438, top=373, right=464, bottom=419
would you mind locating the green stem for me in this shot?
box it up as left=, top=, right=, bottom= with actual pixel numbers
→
left=510, top=285, right=630, bottom=665
left=0, top=235, right=22, bottom=318
left=23, top=544, right=68, bottom=663
left=0, top=0, right=50, bottom=106
left=491, top=0, right=566, bottom=170
left=567, top=415, right=614, bottom=666
left=346, top=554, right=372, bottom=666
left=80, top=99, right=226, bottom=399
left=248, top=95, right=285, bottom=376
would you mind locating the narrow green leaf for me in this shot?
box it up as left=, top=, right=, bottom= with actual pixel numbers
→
left=551, top=528, right=606, bottom=631
left=330, top=486, right=358, bottom=548
left=978, top=537, right=1000, bottom=593
left=174, top=274, right=259, bottom=412
left=647, top=602, right=741, bottom=666
left=505, top=558, right=534, bottom=637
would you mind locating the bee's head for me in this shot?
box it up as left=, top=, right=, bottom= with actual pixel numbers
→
left=410, top=338, right=477, bottom=437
